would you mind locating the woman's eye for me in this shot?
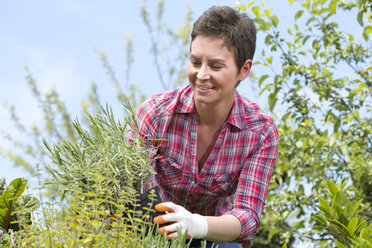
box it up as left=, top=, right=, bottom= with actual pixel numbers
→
left=191, top=60, right=201, bottom=66
left=211, top=65, right=222, bottom=70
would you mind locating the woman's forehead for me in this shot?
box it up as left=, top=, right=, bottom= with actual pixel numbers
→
left=190, top=35, right=236, bottom=60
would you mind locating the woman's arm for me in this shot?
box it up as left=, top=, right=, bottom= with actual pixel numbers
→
left=205, top=214, right=241, bottom=242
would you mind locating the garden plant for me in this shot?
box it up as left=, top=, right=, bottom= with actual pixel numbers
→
left=0, top=105, right=208, bottom=247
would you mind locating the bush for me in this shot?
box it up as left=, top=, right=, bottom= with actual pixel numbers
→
left=1, top=105, right=208, bottom=248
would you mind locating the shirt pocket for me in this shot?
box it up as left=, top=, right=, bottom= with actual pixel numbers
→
left=200, top=173, right=239, bottom=197
left=154, top=153, right=184, bottom=186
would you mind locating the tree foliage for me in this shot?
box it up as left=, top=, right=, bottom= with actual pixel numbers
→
left=234, top=0, right=371, bottom=247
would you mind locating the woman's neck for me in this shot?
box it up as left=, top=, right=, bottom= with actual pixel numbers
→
left=195, top=100, right=234, bottom=128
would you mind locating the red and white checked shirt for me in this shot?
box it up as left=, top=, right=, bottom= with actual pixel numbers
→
left=135, top=85, right=278, bottom=244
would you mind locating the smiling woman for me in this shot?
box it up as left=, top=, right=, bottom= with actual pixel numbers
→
left=0, top=1, right=276, bottom=247
left=135, top=5, right=279, bottom=247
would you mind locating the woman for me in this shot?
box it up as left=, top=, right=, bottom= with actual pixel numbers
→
left=135, top=6, right=279, bottom=247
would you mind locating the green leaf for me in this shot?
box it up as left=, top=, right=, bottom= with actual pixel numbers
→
left=306, top=16, right=315, bottom=25
left=268, top=228, right=279, bottom=240
left=264, top=8, right=272, bottom=17
left=338, top=213, right=349, bottom=227
left=335, top=241, right=346, bottom=248
left=352, top=199, right=363, bottom=216
left=271, top=15, right=279, bottom=27
left=318, top=196, right=331, bottom=217
left=255, top=18, right=272, bottom=31
left=0, top=178, right=27, bottom=231
left=329, top=134, right=336, bottom=146
left=268, top=183, right=276, bottom=191
left=347, top=217, right=358, bottom=236
left=252, top=6, right=260, bottom=17
left=295, top=10, right=304, bottom=20
left=302, top=137, right=308, bottom=150
left=333, top=117, right=340, bottom=132
left=312, top=215, right=328, bottom=225
left=268, top=92, right=277, bottom=112
left=360, top=228, right=370, bottom=239
left=334, top=191, right=343, bottom=207
left=329, top=0, right=337, bottom=14
left=266, top=56, right=273, bottom=64
left=363, top=25, right=372, bottom=40
left=355, top=219, right=366, bottom=234
left=345, top=201, right=353, bottom=217
left=326, top=179, right=339, bottom=197
left=234, top=5, right=247, bottom=11
left=357, top=11, right=363, bottom=26
left=302, top=35, right=310, bottom=44
left=282, top=243, right=288, bottom=248
left=258, top=74, right=269, bottom=87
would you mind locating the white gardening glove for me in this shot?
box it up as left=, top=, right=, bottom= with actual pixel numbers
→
left=153, top=202, right=208, bottom=239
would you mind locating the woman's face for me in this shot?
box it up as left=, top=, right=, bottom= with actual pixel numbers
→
left=187, top=35, right=250, bottom=109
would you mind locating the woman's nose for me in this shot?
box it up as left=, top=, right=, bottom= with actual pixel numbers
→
left=197, top=65, right=210, bottom=80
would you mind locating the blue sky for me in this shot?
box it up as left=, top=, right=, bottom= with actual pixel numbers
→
left=0, top=0, right=364, bottom=189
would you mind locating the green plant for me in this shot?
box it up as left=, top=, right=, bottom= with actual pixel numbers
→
left=45, top=104, right=156, bottom=195
left=0, top=177, right=39, bottom=245
left=234, top=0, right=371, bottom=246
left=1, top=104, right=211, bottom=247
left=312, top=179, right=372, bottom=248
left=1, top=177, right=201, bottom=247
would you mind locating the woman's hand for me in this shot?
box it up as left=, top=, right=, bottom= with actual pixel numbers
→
left=153, top=202, right=208, bottom=239
left=154, top=202, right=241, bottom=242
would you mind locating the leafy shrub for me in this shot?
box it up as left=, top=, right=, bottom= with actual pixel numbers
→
left=44, top=104, right=156, bottom=201
left=0, top=177, right=39, bottom=246
left=312, top=179, right=372, bottom=248
left=1, top=105, right=207, bottom=247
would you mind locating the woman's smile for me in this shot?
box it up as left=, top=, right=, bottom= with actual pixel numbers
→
left=197, top=84, right=214, bottom=92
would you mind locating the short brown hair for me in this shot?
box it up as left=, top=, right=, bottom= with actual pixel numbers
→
left=191, top=6, right=256, bottom=71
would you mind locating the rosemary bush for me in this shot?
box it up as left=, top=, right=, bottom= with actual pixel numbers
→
left=1, top=104, right=207, bottom=247
left=44, top=104, right=156, bottom=198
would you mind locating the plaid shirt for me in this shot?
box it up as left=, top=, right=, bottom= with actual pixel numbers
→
left=135, top=85, right=278, bottom=244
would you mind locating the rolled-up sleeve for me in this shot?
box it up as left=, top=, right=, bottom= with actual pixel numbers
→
left=224, top=123, right=279, bottom=245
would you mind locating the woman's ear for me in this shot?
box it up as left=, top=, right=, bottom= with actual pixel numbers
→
left=238, top=59, right=252, bottom=81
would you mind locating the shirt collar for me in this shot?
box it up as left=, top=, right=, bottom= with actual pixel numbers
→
left=225, top=91, right=246, bottom=130
left=176, top=85, right=195, bottom=113
left=175, top=86, right=246, bottom=130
